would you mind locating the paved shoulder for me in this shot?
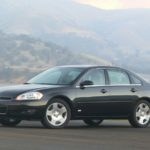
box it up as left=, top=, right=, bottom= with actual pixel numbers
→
left=0, top=120, right=149, bottom=150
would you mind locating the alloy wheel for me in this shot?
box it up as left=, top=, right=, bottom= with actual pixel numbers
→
left=46, top=102, right=68, bottom=126
left=136, top=103, right=150, bottom=125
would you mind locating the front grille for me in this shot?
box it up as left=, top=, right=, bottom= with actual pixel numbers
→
left=0, top=105, right=7, bottom=114
left=0, top=97, right=12, bottom=100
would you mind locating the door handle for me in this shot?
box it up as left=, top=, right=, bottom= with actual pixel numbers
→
left=101, top=89, right=107, bottom=94
left=130, top=88, right=137, bottom=93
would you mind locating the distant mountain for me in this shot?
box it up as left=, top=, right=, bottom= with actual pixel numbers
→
left=0, top=31, right=111, bottom=83
left=0, top=0, right=150, bottom=74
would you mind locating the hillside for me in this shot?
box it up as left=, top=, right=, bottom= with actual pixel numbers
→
left=0, top=0, right=150, bottom=74
left=0, top=31, right=111, bottom=83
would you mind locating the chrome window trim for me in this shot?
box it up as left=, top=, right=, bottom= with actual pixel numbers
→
left=75, top=67, right=143, bottom=88
left=75, top=84, right=142, bottom=88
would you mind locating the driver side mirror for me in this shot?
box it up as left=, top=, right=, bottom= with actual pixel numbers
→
left=80, top=80, right=94, bottom=88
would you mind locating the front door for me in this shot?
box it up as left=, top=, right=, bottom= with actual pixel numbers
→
left=75, top=68, right=111, bottom=117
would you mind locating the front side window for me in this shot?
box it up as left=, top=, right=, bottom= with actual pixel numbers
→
left=80, top=69, right=105, bottom=85
left=107, top=69, right=130, bottom=85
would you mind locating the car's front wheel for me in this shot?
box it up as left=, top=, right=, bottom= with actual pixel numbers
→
left=83, top=119, right=103, bottom=126
left=41, top=99, right=71, bottom=128
left=0, top=118, right=21, bottom=127
left=129, top=100, right=150, bottom=128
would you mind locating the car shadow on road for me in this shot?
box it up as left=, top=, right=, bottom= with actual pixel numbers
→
left=0, top=120, right=137, bottom=130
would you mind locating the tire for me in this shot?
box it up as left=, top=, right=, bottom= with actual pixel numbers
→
left=83, top=119, right=103, bottom=126
left=41, top=98, right=71, bottom=129
left=0, top=118, right=21, bottom=127
left=129, top=100, right=150, bottom=128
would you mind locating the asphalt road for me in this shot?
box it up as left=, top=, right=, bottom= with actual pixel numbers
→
left=0, top=120, right=149, bottom=150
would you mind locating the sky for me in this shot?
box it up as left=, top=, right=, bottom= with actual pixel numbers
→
left=75, top=0, right=150, bottom=10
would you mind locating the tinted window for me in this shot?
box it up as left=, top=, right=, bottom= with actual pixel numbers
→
left=28, top=67, right=84, bottom=85
left=130, top=74, right=142, bottom=84
left=81, top=69, right=105, bottom=85
left=108, top=69, right=130, bottom=85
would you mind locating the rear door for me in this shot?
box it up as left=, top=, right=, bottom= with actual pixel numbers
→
left=105, top=69, right=139, bottom=117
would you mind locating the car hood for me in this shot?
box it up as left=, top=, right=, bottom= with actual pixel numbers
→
left=0, top=84, right=68, bottom=99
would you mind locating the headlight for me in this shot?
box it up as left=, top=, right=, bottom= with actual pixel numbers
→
left=16, top=92, right=43, bottom=100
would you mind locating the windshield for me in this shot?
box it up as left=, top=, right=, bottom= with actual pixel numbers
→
left=27, top=67, right=85, bottom=85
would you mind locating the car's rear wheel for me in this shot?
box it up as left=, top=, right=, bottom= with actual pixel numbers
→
left=83, top=119, right=103, bottom=126
left=129, top=100, right=150, bottom=128
left=41, top=99, right=71, bottom=128
left=0, top=118, right=21, bottom=127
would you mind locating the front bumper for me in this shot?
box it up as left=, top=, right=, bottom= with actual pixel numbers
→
left=0, top=100, right=47, bottom=120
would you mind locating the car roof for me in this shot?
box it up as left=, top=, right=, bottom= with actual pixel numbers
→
left=56, top=65, right=124, bottom=70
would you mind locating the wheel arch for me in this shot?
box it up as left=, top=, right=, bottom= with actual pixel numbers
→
left=139, top=97, right=150, bottom=103
left=48, top=95, right=74, bottom=118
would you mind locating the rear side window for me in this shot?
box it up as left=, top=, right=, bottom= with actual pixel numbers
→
left=130, top=74, right=142, bottom=85
left=107, top=69, right=130, bottom=85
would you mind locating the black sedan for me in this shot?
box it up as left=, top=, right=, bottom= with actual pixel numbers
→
left=0, top=65, right=150, bottom=128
